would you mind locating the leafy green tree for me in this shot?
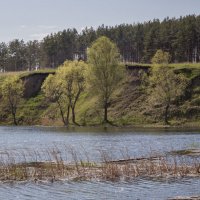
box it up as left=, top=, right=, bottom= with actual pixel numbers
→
left=149, top=67, right=188, bottom=124
left=149, top=50, right=188, bottom=124
left=42, top=61, right=86, bottom=125
left=151, top=49, right=170, bottom=64
left=42, top=74, right=70, bottom=126
left=1, top=76, right=24, bottom=125
left=148, top=51, right=188, bottom=124
left=87, top=36, right=124, bottom=123
left=58, top=60, right=86, bottom=125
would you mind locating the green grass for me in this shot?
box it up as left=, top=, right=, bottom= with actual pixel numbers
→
left=0, top=69, right=56, bottom=88
left=0, top=68, right=55, bottom=79
left=19, top=68, right=56, bottom=78
left=1, top=63, right=200, bottom=126
left=170, top=63, right=200, bottom=79
left=0, top=72, right=24, bottom=84
left=124, top=62, right=152, bottom=67
left=76, top=92, right=102, bottom=125
left=125, top=62, right=200, bottom=68
left=168, top=62, right=200, bottom=68
left=74, top=63, right=200, bottom=127
left=17, top=94, right=47, bottom=125
left=125, top=62, right=200, bottom=79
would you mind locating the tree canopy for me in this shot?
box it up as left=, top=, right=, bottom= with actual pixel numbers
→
left=57, top=60, right=86, bottom=125
left=0, top=15, right=200, bottom=72
left=42, top=60, right=87, bottom=126
left=87, top=36, right=124, bottom=123
left=148, top=51, right=188, bottom=124
left=1, top=76, right=24, bottom=125
left=151, top=49, right=171, bottom=64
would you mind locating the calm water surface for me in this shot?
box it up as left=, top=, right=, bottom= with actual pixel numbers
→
left=0, top=126, right=199, bottom=200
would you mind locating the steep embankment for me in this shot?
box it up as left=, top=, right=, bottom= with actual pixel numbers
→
left=74, top=64, right=200, bottom=127
left=1, top=64, right=200, bottom=126
left=0, top=71, right=54, bottom=125
left=21, top=72, right=55, bottom=98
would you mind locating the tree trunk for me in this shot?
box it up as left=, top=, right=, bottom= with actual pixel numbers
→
left=11, top=109, right=17, bottom=125
left=104, top=103, right=108, bottom=123
left=13, top=113, right=17, bottom=125
left=164, top=104, right=170, bottom=125
left=57, top=101, right=69, bottom=126
left=59, top=107, right=67, bottom=126
left=72, top=106, right=76, bottom=124
left=71, top=91, right=81, bottom=125
left=66, top=105, right=70, bottom=124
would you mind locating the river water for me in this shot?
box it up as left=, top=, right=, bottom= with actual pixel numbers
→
left=0, top=126, right=199, bottom=200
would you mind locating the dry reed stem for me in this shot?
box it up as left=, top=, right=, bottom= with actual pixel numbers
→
left=0, top=147, right=199, bottom=183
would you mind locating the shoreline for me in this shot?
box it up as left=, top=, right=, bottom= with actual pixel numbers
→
left=1, top=123, right=200, bottom=132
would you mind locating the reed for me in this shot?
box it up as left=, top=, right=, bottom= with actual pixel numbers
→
left=0, top=147, right=199, bottom=183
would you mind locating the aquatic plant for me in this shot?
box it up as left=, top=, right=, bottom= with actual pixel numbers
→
left=0, top=147, right=199, bottom=183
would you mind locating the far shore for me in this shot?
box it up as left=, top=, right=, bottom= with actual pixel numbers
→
left=1, top=122, right=200, bottom=133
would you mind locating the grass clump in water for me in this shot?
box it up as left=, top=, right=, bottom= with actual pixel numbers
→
left=0, top=147, right=199, bottom=183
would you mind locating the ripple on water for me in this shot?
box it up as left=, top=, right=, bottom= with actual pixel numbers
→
left=0, top=178, right=199, bottom=200
left=0, top=126, right=199, bottom=199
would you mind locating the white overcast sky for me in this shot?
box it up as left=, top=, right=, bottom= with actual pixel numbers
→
left=0, top=0, right=200, bottom=42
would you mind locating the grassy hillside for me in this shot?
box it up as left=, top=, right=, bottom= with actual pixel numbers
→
left=1, top=63, right=200, bottom=127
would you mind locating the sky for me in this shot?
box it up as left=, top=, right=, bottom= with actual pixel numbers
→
left=0, top=0, right=200, bottom=42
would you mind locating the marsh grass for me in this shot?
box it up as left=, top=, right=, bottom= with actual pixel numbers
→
left=0, top=147, right=199, bottom=183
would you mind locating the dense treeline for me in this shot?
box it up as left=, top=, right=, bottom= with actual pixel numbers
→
left=0, top=15, right=200, bottom=71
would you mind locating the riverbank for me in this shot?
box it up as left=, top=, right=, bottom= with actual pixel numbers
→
left=1, top=63, right=200, bottom=126
left=16, top=118, right=200, bottom=131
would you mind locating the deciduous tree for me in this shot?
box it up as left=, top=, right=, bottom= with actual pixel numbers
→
left=148, top=51, right=188, bottom=124
left=1, top=76, right=24, bottom=125
left=42, top=61, right=86, bottom=125
left=42, top=74, right=70, bottom=126
left=87, top=36, right=124, bottom=123
left=58, top=60, right=86, bottom=125
left=151, top=49, right=170, bottom=64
